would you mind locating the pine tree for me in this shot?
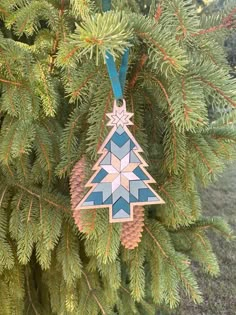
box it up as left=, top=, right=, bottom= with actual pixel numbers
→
left=0, top=0, right=235, bottom=314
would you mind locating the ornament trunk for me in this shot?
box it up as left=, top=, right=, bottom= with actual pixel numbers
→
left=0, top=0, right=235, bottom=314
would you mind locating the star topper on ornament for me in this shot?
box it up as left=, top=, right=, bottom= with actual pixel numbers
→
left=107, top=101, right=133, bottom=127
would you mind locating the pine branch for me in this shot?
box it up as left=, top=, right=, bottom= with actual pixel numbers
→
left=199, top=77, right=236, bottom=107
left=154, top=2, right=163, bottom=21
left=0, top=7, right=8, bottom=16
left=35, top=134, right=52, bottom=182
left=145, top=221, right=202, bottom=304
left=70, top=72, right=97, bottom=99
left=0, top=49, right=14, bottom=77
left=0, top=187, right=7, bottom=208
left=193, top=6, right=236, bottom=36
left=105, top=225, right=112, bottom=259
left=193, top=143, right=213, bottom=174
left=129, top=54, right=148, bottom=89
left=144, top=225, right=168, bottom=258
left=70, top=0, right=95, bottom=19
left=69, top=12, right=132, bottom=63
left=49, top=0, right=65, bottom=73
left=14, top=183, right=69, bottom=213
left=96, top=90, right=112, bottom=151
left=0, top=78, right=22, bottom=86
left=82, top=271, right=107, bottom=315
left=120, top=284, right=130, bottom=295
left=137, top=32, right=178, bottom=68
left=62, top=46, right=80, bottom=64
left=188, top=217, right=234, bottom=240
left=25, top=268, right=40, bottom=315
left=94, top=214, right=121, bottom=264
left=174, top=7, right=187, bottom=39
left=36, top=62, right=58, bottom=116
left=143, top=72, right=173, bottom=109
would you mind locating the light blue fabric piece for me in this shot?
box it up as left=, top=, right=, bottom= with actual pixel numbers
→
left=111, top=140, right=131, bottom=159
left=113, top=186, right=130, bottom=203
left=100, top=152, right=111, bottom=165
left=116, top=126, right=125, bottom=135
left=129, top=181, right=147, bottom=199
left=148, top=196, right=160, bottom=202
left=113, top=209, right=130, bottom=219
left=82, top=201, right=95, bottom=206
left=93, top=183, right=112, bottom=202
left=130, top=151, right=141, bottom=163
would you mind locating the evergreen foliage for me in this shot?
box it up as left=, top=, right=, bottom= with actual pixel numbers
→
left=0, top=0, right=235, bottom=313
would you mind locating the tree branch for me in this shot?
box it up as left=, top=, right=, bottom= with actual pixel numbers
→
left=82, top=271, right=107, bottom=315
left=199, top=77, right=236, bottom=107
left=25, top=269, right=40, bottom=315
left=154, top=2, right=162, bottom=22
left=0, top=187, right=7, bottom=208
left=192, top=7, right=236, bottom=37
left=96, top=90, right=112, bottom=151
left=129, top=54, right=148, bottom=89
left=71, top=72, right=97, bottom=98
left=137, top=32, right=177, bottom=67
left=0, top=78, right=22, bottom=86
left=62, top=46, right=80, bottom=63
left=193, top=143, right=213, bottom=174
left=144, top=225, right=168, bottom=258
left=145, top=224, right=202, bottom=302
left=15, top=183, right=69, bottom=213
left=49, top=0, right=65, bottom=73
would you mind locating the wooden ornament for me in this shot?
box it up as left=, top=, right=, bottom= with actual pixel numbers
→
left=74, top=100, right=165, bottom=223
left=121, top=206, right=144, bottom=249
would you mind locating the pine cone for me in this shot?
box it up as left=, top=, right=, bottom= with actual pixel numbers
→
left=70, top=156, right=86, bottom=232
left=121, top=206, right=145, bottom=250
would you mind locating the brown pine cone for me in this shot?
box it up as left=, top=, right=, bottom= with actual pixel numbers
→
left=121, top=206, right=145, bottom=250
left=70, top=156, right=86, bottom=232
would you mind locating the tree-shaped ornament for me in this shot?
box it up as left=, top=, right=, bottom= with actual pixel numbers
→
left=76, top=100, right=165, bottom=222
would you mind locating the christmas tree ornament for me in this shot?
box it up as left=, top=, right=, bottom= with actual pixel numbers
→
left=75, top=99, right=165, bottom=222
left=121, top=206, right=144, bottom=249
left=72, top=0, right=164, bottom=223
left=71, top=0, right=164, bottom=225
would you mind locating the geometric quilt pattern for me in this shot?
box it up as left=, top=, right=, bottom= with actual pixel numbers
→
left=76, top=101, right=164, bottom=223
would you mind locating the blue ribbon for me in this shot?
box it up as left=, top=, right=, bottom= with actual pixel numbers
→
left=105, top=50, right=129, bottom=100
left=102, top=0, right=111, bottom=11
left=103, top=0, right=129, bottom=100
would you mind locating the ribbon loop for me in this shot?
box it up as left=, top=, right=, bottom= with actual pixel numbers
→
left=103, top=0, right=129, bottom=100
left=105, top=50, right=129, bottom=100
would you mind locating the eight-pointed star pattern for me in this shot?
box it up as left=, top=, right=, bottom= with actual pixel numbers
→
left=101, top=153, right=140, bottom=193
left=107, top=106, right=133, bottom=127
